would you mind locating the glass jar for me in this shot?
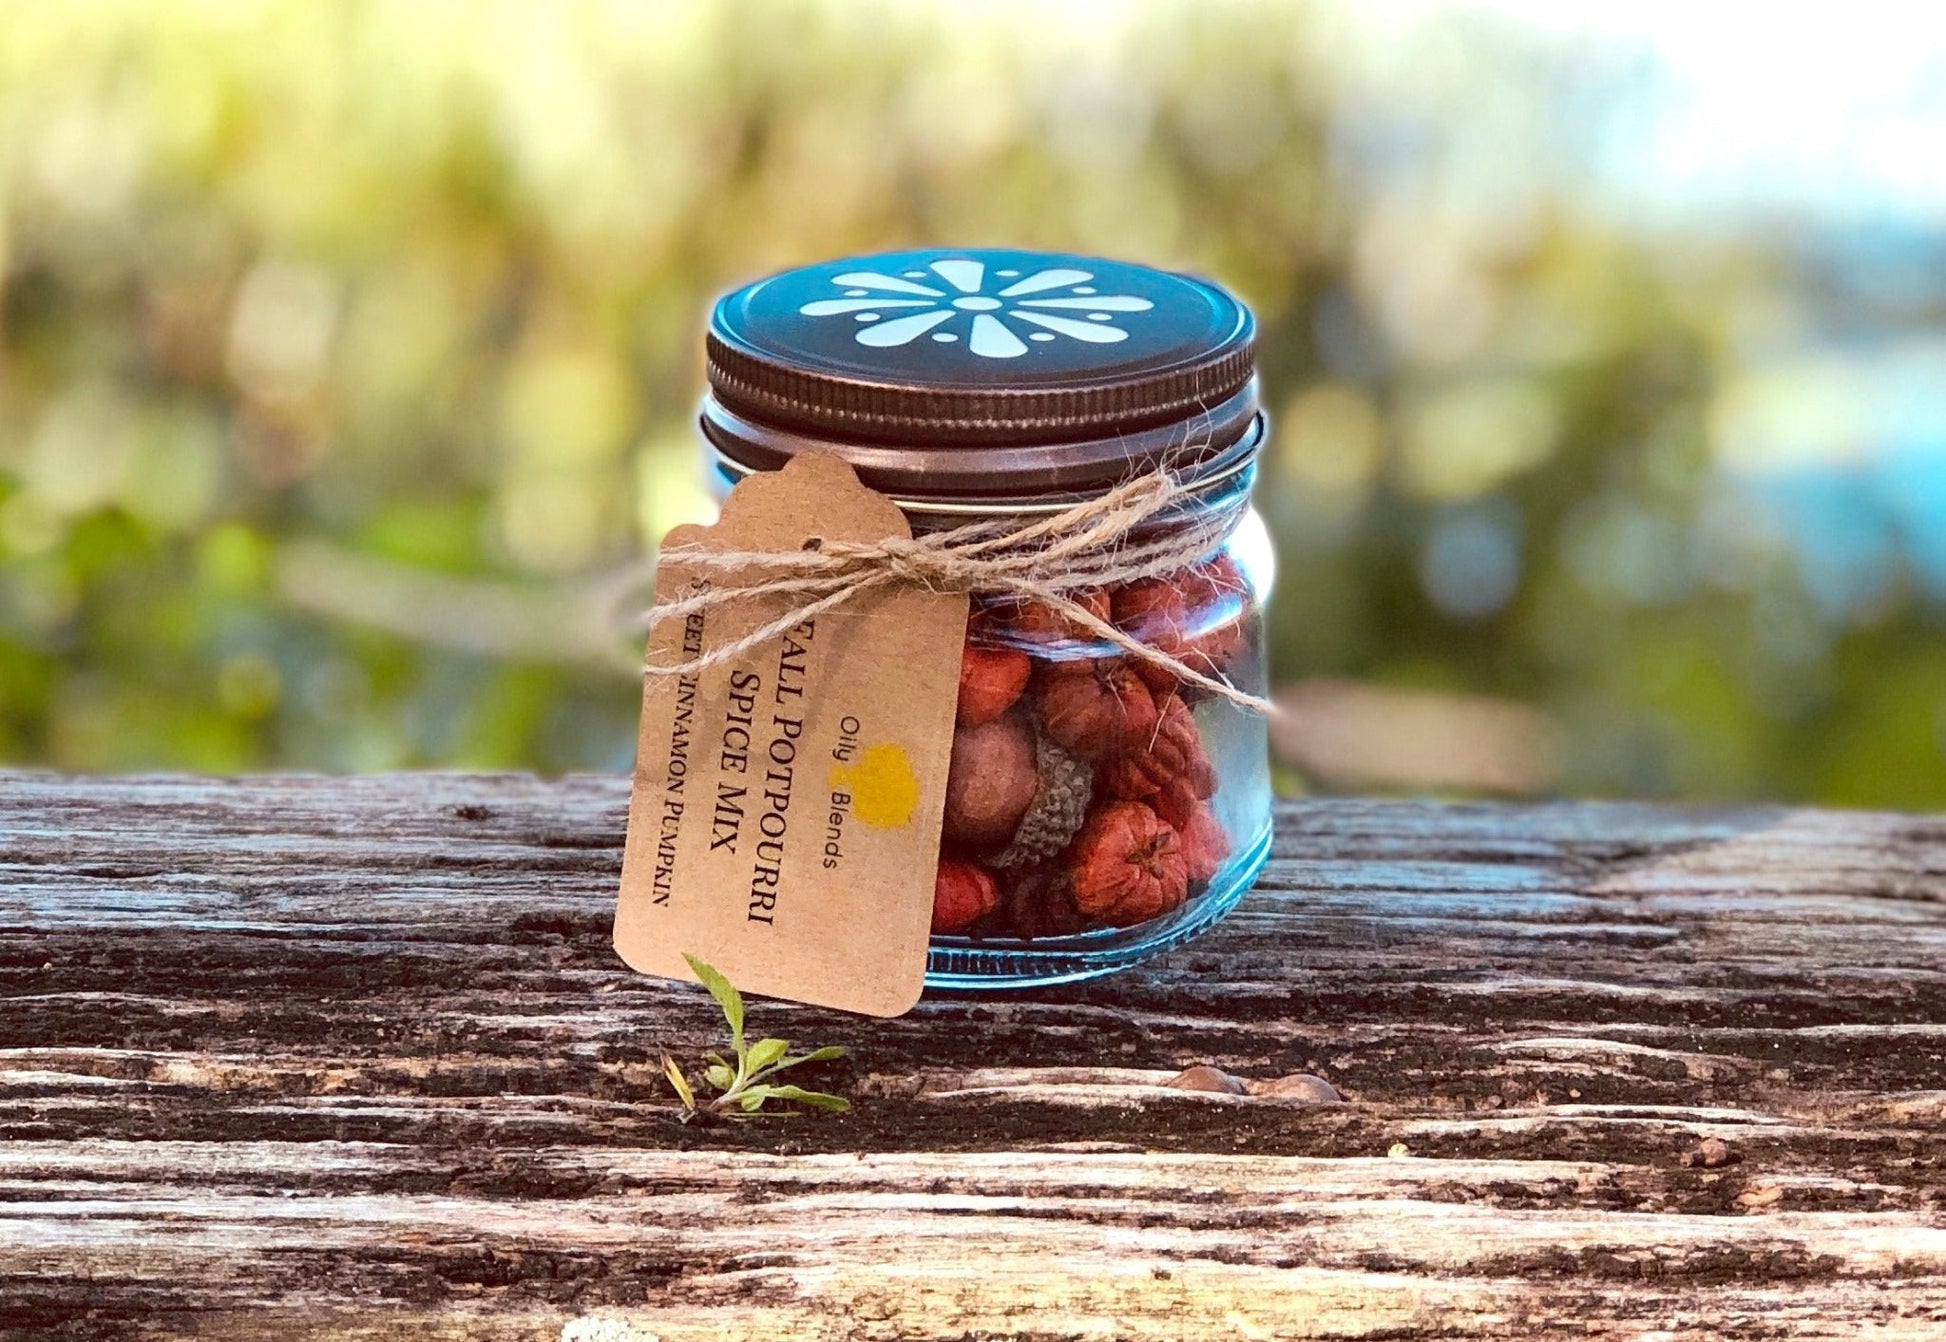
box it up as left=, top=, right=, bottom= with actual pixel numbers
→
left=695, top=248, right=1272, bottom=988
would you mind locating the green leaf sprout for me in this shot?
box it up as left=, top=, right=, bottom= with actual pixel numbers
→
left=661, top=954, right=850, bottom=1119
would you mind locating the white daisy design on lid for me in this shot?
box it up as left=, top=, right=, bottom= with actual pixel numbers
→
left=795, top=256, right=1155, bottom=359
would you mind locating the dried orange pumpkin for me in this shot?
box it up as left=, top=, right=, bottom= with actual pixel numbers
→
left=1172, top=799, right=1232, bottom=885
left=1147, top=772, right=1214, bottom=849
left=932, top=858, right=999, bottom=935
left=991, top=588, right=1113, bottom=643
left=1037, top=658, right=1159, bottom=759
left=1066, top=799, right=1189, bottom=926
left=1096, top=693, right=1213, bottom=800
left=1110, top=566, right=1247, bottom=697
left=956, top=641, right=1031, bottom=727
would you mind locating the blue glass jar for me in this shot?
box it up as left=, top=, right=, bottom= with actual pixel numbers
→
left=697, top=248, right=1272, bottom=988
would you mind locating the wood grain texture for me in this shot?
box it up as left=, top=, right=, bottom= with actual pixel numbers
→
left=0, top=772, right=1942, bottom=1340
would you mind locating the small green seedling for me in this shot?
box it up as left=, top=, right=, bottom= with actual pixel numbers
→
left=661, top=954, right=849, bottom=1119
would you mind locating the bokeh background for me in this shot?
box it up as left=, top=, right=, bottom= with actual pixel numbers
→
left=4, top=0, right=1944, bottom=804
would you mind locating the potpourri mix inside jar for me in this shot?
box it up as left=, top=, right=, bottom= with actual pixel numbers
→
left=696, top=247, right=1274, bottom=988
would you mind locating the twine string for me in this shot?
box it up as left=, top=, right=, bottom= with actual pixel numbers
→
left=643, top=463, right=1274, bottom=714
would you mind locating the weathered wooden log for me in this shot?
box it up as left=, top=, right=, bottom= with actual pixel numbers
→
left=0, top=773, right=1941, bottom=1339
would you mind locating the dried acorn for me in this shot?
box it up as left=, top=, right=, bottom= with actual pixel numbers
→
left=1038, top=657, right=1159, bottom=759
left=943, top=715, right=1038, bottom=850
left=1066, top=800, right=1189, bottom=926
left=991, top=730, right=1094, bottom=871
left=932, top=858, right=999, bottom=935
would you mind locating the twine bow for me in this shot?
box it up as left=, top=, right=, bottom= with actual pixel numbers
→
left=644, top=464, right=1275, bottom=715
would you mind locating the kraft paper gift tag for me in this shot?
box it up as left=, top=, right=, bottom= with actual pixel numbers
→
left=615, top=452, right=968, bottom=1017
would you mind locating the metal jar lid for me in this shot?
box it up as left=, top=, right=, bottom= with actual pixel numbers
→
left=702, top=247, right=1259, bottom=499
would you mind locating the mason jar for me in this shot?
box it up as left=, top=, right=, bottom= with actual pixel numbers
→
left=694, top=247, right=1273, bottom=988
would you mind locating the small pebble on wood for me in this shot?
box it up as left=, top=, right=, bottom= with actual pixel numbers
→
left=1680, top=1136, right=1737, bottom=1169
left=1164, top=1065, right=1248, bottom=1094
left=1160, top=1068, right=1343, bottom=1102
left=1251, top=1073, right=1344, bottom=1103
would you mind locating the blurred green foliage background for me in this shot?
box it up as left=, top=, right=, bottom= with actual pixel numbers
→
left=3, top=1, right=1943, bottom=803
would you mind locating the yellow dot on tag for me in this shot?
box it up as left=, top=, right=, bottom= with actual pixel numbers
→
left=830, top=743, right=920, bottom=828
